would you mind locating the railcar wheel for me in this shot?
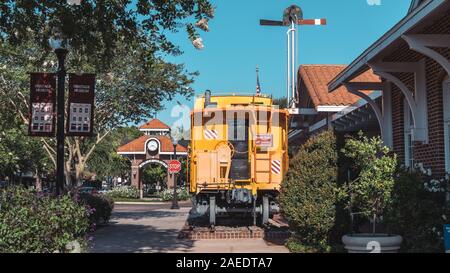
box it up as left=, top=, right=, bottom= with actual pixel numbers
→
left=209, top=196, right=216, bottom=226
left=262, top=196, right=269, bottom=225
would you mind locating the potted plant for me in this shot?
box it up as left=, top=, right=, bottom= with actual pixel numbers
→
left=340, top=133, right=402, bottom=253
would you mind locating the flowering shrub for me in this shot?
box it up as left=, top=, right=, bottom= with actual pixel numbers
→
left=77, top=193, right=114, bottom=226
left=157, top=187, right=191, bottom=202
left=385, top=167, right=450, bottom=252
left=0, top=186, right=90, bottom=253
left=106, top=186, right=139, bottom=199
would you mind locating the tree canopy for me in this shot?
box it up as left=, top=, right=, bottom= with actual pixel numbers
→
left=0, top=0, right=214, bottom=70
left=0, top=0, right=214, bottom=186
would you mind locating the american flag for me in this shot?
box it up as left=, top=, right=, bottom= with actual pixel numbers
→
left=256, top=66, right=261, bottom=96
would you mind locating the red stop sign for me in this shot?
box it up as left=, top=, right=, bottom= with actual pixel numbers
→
left=168, top=160, right=182, bottom=174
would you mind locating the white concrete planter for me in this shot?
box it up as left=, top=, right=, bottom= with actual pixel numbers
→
left=342, top=234, right=403, bottom=253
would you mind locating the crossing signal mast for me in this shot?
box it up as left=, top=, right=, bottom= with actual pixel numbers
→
left=260, top=5, right=326, bottom=110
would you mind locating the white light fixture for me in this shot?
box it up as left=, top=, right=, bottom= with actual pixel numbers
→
left=48, top=27, right=69, bottom=51
left=48, top=37, right=63, bottom=50
left=171, top=137, right=179, bottom=146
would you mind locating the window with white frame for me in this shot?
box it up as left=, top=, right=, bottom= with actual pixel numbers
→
left=443, top=78, right=450, bottom=173
left=404, top=99, right=415, bottom=168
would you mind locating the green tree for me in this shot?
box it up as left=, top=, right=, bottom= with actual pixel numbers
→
left=273, top=97, right=287, bottom=109
left=0, top=97, right=53, bottom=186
left=142, top=164, right=166, bottom=187
left=86, top=126, right=142, bottom=180
left=340, top=132, right=397, bottom=233
left=0, top=1, right=214, bottom=186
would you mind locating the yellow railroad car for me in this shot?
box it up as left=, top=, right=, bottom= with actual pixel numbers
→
left=189, top=91, right=289, bottom=226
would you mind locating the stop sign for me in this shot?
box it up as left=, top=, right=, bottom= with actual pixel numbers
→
left=168, top=160, right=182, bottom=174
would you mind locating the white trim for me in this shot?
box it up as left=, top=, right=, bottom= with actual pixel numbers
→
left=402, top=34, right=450, bottom=77
left=298, top=108, right=318, bottom=115
left=117, top=137, right=187, bottom=156
left=443, top=77, right=450, bottom=173
left=370, top=59, right=428, bottom=143
left=382, top=82, right=393, bottom=148
left=404, top=98, right=415, bottom=168
left=309, top=119, right=327, bottom=133
left=288, top=129, right=303, bottom=140
left=409, top=0, right=425, bottom=13
left=160, top=152, right=188, bottom=155
left=139, top=159, right=168, bottom=169
left=139, top=128, right=170, bottom=132
left=331, top=91, right=382, bottom=120
left=316, top=105, right=356, bottom=113
left=328, top=0, right=446, bottom=91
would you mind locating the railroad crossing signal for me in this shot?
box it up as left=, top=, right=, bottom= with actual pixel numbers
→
left=260, top=5, right=326, bottom=110
left=168, top=160, right=182, bottom=174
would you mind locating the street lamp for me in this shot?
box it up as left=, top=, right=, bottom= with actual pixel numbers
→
left=49, top=29, right=68, bottom=196
left=171, top=136, right=180, bottom=210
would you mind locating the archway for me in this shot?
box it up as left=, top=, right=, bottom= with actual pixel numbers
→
left=116, top=118, right=188, bottom=199
left=139, top=159, right=171, bottom=198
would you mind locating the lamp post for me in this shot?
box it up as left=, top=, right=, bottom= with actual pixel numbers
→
left=49, top=33, right=68, bottom=196
left=171, top=137, right=180, bottom=210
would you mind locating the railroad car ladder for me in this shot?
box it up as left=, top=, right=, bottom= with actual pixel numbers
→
left=253, top=111, right=273, bottom=183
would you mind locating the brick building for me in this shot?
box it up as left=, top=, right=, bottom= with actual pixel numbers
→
left=117, top=118, right=187, bottom=198
left=328, top=0, right=450, bottom=177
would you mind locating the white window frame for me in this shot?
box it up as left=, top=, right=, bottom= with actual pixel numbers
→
left=404, top=99, right=414, bottom=168
left=443, top=77, right=450, bottom=173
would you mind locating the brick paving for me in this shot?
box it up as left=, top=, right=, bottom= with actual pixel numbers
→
left=90, top=202, right=289, bottom=253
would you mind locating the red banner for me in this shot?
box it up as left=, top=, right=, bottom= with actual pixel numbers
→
left=66, top=73, right=95, bottom=136
left=28, top=73, right=56, bottom=137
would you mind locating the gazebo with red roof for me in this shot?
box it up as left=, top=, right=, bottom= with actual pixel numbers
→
left=117, top=118, right=187, bottom=198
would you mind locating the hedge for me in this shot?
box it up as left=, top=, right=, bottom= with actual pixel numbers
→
left=280, top=130, right=339, bottom=252
left=0, top=186, right=90, bottom=253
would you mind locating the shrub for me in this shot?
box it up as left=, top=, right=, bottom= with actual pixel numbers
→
left=78, top=193, right=114, bottom=226
left=280, top=130, right=339, bottom=252
left=106, top=186, right=139, bottom=199
left=385, top=168, right=450, bottom=252
left=340, top=133, right=397, bottom=233
left=0, top=186, right=90, bottom=253
left=157, top=187, right=191, bottom=202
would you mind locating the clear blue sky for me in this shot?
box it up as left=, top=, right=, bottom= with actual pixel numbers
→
left=153, top=0, right=411, bottom=127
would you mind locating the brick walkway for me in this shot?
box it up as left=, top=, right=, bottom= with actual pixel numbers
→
left=90, top=202, right=289, bottom=253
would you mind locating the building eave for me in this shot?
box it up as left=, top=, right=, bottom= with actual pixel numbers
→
left=328, top=0, right=446, bottom=92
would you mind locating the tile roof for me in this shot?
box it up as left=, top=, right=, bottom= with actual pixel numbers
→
left=139, top=118, right=170, bottom=130
left=298, top=65, right=381, bottom=107
left=117, top=135, right=187, bottom=154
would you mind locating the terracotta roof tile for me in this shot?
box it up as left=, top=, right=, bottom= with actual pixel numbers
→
left=139, top=118, right=170, bottom=130
left=117, top=135, right=187, bottom=154
left=299, top=65, right=381, bottom=107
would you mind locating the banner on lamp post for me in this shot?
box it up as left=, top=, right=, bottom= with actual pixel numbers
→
left=66, top=73, right=95, bottom=136
left=28, top=73, right=56, bottom=137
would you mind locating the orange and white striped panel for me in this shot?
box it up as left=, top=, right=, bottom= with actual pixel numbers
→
left=271, top=160, right=281, bottom=175
left=204, top=129, right=218, bottom=140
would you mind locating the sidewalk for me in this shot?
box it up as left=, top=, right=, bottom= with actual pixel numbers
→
left=90, top=203, right=289, bottom=253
